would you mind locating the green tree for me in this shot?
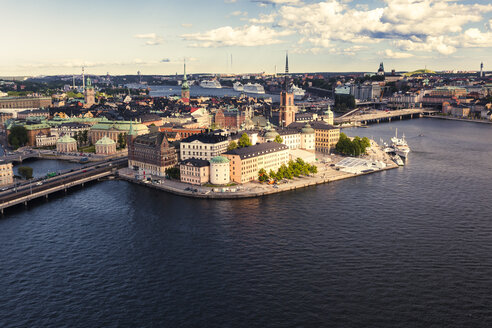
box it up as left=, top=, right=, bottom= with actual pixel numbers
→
left=227, top=141, right=238, bottom=151
left=82, top=130, right=89, bottom=145
left=258, top=168, right=269, bottom=182
left=8, top=126, right=29, bottom=149
left=274, top=135, right=283, bottom=144
left=117, top=133, right=127, bottom=149
left=165, top=167, right=180, bottom=179
left=238, top=133, right=252, bottom=148
left=269, top=169, right=277, bottom=181
left=18, top=166, right=33, bottom=180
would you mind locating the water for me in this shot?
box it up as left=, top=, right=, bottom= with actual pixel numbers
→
left=148, top=85, right=281, bottom=102
left=13, top=159, right=82, bottom=178
left=1, top=118, right=492, bottom=327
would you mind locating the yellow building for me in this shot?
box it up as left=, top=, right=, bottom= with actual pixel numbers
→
left=288, top=121, right=340, bottom=153
left=0, top=162, right=14, bottom=186
left=223, top=143, right=289, bottom=184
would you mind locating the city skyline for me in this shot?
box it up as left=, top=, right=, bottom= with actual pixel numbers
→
left=1, top=0, right=491, bottom=76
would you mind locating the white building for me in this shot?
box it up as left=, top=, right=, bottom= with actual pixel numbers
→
left=180, top=133, right=229, bottom=161
left=210, top=156, right=230, bottom=185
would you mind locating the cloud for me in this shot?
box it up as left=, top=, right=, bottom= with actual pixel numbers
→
left=182, top=25, right=292, bottom=47
left=224, top=0, right=237, bottom=3
left=383, top=49, right=414, bottom=59
left=134, top=33, right=163, bottom=46
left=181, top=23, right=193, bottom=28
left=249, top=13, right=276, bottom=24
left=17, top=59, right=163, bottom=69
left=253, top=0, right=303, bottom=5
left=230, top=10, right=248, bottom=16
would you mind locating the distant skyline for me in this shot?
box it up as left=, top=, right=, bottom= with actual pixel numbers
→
left=1, top=0, right=491, bottom=76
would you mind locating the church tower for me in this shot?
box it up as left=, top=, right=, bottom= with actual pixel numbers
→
left=181, top=60, right=190, bottom=104
left=84, top=77, right=95, bottom=108
left=278, top=52, right=297, bottom=127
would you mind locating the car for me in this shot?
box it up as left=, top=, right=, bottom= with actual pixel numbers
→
left=1, top=187, right=8, bottom=191
left=36, top=182, right=43, bottom=186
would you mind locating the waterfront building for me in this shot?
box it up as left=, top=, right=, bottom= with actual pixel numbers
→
left=210, top=156, right=230, bottom=185
left=56, top=134, right=77, bottom=153
left=0, top=162, right=14, bottom=186
left=180, top=133, right=229, bottom=161
left=288, top=121, right=340, bottom=153
left=6, top=121, right=51, bottom=146
left=84, top=77, right=96, bottom=108
left=95, top=136, right=117, bottom=155
left=223, top=142, right=289, bottom=184
left=179, top=158, right=209, bottom=185
left=89, top=120, right=149, bottom=144
left=300, top=123, right=315, bottom=151
left=35, top=132, right=57, bottom=147
left=128, top=131, right=178, bottom=177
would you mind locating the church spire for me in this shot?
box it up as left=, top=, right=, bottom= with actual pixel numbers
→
left=285, top=51, right=289, bottom=74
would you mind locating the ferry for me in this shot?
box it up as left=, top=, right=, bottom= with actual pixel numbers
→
left=233, top=81, right=243, bottom=92
left=243, top=83, right=265, bottom=94
left=200, top=80, right=222, bottom=89
left=391, top=128, right=410, bottom=158
left=289, top=84, right=306, bottom=99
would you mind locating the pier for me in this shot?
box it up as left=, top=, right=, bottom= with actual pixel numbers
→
left=335, top=108, right=437, bottom=125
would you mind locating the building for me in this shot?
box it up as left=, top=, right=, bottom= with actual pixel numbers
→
left=278, top=90, right=297, bottom=127
left=95, top=136, right=117, bottom=155
left=128, top=131, right=178, bottom=177
left=6, top=121, right=51, bottom=146
left=35, top=132, right=57, bottom=147
left=180, top=133, right=229, bottom=161
left=89, top=120, right=149, bottom=144
left=288, top=121, right=340, bottom=153
left=50, top=122, right=91, bottom=138
left=17, top=109, right=50, bottom=120
left=84, top=77, right=96, bottom=108
left=214, top=107, right=248, bottom=130
left=0, top=162, right=14, bottom=186
left=56, top=134, right=77, bottom=153
left=210, top=156, right=230, bottom=185
left=223, top=142, right=289, bottom=184
left=181, top=62, right=190, bottom=103
left=0, top=96, right=51, bottom=112
left=377, top=62, right=385, bottom=76
left=350, top=83, right=382, bottom=101
left=180, top=158, right=209, bottom=185
left=159, top=124, right=203, bottom=138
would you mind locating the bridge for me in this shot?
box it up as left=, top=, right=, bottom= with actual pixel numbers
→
left=334, top=108, right=438, bottom=125
left=0, top=157, right=127, bottom=214
left=1, top=151, right=41, bottom=163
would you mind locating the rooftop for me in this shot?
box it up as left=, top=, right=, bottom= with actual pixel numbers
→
left=181, top=133, right=228, bottom=144
left=224, top=142, right=288, bottom=159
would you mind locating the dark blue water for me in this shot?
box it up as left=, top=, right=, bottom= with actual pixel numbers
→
left=13, top=159, right=82, bottom=178
left=1, top=118, right=492, bottom=327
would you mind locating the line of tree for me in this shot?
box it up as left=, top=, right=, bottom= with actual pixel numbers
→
left=335, top=133, right=371, bottom=157
left=334, top=94, right=356, bottom=112
left=74, top=130, right=89, bottom=146
left=8, top=126, right=29, bottom=149
left=259, top=158, right=317, bottom=182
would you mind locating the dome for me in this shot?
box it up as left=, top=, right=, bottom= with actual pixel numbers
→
left=264, top=128, right=279, bottom=140
left=96, top=136, right=116, bottom=145
left=57, top=134, right=76, bottom=144
left=210, top=156, right=229, bottom=164
left=301, top=123, right=315, bottom=134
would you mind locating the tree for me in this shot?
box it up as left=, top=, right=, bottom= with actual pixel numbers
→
left=334, top=94, right=356, bottom=112
left=82, top=130, right=89, bottom=145
left=117, top=133, right=127, bottom=149
left=269, top=169, right=277, bottom=181
left=8, top=126, right=28, bottom=149
left=274, top=135, right=283, bottom=144
left=335, top=133, right=370, bottom=156
left=165, top=167, right=180, bottom=179
left=238, top=133, right=252, bottom=148
left=258, top=168, right=269, bottom=182
left=227, top=141, right=238, bottom=151
left=18, top=166, right=33, bottom=180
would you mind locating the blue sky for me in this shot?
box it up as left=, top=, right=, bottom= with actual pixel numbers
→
left=0, top=0, right=491, bottom=75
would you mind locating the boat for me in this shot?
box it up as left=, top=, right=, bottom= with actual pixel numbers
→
left=391, top=128, right=410, bottom=158
left=288, top=84, right=306, bottom=99
left=200, top=80, right=222, bottom=89
left=393, top=155, right=404, bottom=166
left=243, top=83, right=265, bottom=94
left=233, top=82, right=243, bottom=92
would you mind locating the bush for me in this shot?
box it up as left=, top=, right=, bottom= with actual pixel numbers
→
left=18, top=166, right=33, bottom=179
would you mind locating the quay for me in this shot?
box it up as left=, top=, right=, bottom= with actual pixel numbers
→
left=0, top=158, right=126, bottom=214
left=334, top=108, right=437, bottom=126
left=422, top=114, right=492, bottom=124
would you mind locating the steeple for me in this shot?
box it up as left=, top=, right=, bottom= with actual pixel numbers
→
left=181, top=59, right=190, bottom=103
left=285, top=51, right=289, bottom=74
left=128, top=119, right=136, bottom=136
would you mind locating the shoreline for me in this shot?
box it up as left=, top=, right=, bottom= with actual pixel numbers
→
left=423, top=115, right=492, bottom=124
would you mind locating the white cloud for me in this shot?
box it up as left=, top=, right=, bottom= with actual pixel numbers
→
left=224, top=0, right=237, bottom=3
left=181, top=23, right=193, bottom=28
left=383, top=49, right=414, bottom=59
left=230, top=11, right=248, bottom=16
left=182, top=25, right=292, bottom=47
left=253, top=0, right=303, bottom=5
left=249, top=13, right=276, bottom=24
left=134, top=33, right=163, bottom=46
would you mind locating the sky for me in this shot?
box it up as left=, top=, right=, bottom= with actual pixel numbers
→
left=0, top=0, right=491, bottom=76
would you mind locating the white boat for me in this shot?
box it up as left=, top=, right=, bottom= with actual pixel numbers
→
left=243, top=83, right=265, bottom=94
left=393, top=154, right=404, bottom=166
left=200, top=80, right=222, bottom=89
left=391, top=128, right=410, bottom=158
left=289, top=84, right=306, bottom=99
left=233, top=82, right=243, bottom=92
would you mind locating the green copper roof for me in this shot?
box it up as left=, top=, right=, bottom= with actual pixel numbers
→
left=181, top=62, right=190, bottom=91
left=57, top=134, right=76, bottom=144
left=96, top=136, right=116, bottom=145
left=210, top=156, right=229, bottom=164
left=301, top=123, right=315, bottom=134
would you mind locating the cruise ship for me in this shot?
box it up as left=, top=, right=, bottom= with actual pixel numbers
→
left=289, top=84, right=306, bottom=99
left=391, top=129, right=410, bottom=158
left=233, top=82, right=243, bottom=92
left=243, top=83, right=265, bottom=94
left=200, top=80, right=222, bottom=89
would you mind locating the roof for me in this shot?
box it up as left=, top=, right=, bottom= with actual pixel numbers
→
left=96, top=136, right=116, bottom=145
left=287, top=121, right=337, bottom=130
left=133, top=132, right=172, bottom=148
left=224, top=142, right=288, bottom=159
left=181, top=158, right=209, bottom=167
left=210, top=156, right=229, bottom=164
left=181, top=133, right=228, bottom=144
left=57, top=134, right=76, bottom=144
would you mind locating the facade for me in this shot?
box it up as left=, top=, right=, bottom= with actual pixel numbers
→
left=128, top=132, right=178, bottom=177
left=278, top=91, right=297, bottom=127
left=350, top=83, right=382, bottom=101
left=51, top=122, right=91, bottom=138
left=35, top=132, right=57, bottom=147
left=159, top=124, right=203, bottom=138
left=223, top=142, right=289, bottom=184
left=56, top=135, right=77, bottom=153
left=0, top=96, right=51, bottom=110
left=180, top=133, right=229, bottom=161
left=210, top=156, right=230, bottom=185
left=17, top=109, right=50, bottom=120
left=95, top=136, right=117, bottom=155
left=180, top=158, right=209, bottom=185
left=89, top=120, right=149, bottom=144
left=288, top=121, right=340, bottom=153
left=214, top=108, right=247, bottom=130
left=0, top=162, right=14, bottom=186
left=6, top=122, right=51, bottom=146
left=300, top=123, right=315, bottom=151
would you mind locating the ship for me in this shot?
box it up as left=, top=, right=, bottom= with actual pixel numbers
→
left=243, top=83, right=265, bottom=94
left=200, top=80, right=222, bottom=89
left=288, top=84, right=306, bottom=99
left=391, top=128, right=410, bottom=158
left=233, top=81, right=243, bottom=92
